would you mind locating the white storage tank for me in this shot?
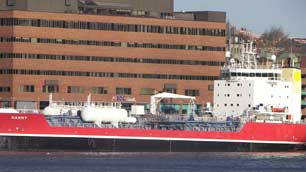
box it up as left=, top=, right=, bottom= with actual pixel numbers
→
left=81, top=106, right=137, bottom=125
left=43, top=103, right=79, bottom=116
left=0, top=108, right=19, bottom=114
left=43, top=104, right=67, bottom=116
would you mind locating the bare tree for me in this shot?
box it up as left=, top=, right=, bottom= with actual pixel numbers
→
left=259, top=26, right=289, bottom=48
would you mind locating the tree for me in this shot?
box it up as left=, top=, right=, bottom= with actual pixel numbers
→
left=259, top=26, right=289, bottom=48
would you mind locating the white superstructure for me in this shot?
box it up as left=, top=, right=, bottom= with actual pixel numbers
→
left=213, top=42, right=302, bottom=122
left=214, top=77, right=292, bottom=117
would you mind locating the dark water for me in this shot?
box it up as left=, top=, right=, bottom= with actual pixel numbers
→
left=0, top=152, right=305, bottom=172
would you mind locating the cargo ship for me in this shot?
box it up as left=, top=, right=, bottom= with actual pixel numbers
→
left=0, top=42, right=306, bottom=152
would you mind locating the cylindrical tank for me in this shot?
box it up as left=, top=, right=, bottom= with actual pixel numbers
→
left=81, top=106, right=136, bottom=124
left=0, top=108, right=19, bottom=114
left=43, top=106, right=59, bottom=116
left=42, top=104, right=69, bottom=116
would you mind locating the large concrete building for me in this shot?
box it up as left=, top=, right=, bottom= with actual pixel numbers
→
left=0, top=0, right=226, bottom=111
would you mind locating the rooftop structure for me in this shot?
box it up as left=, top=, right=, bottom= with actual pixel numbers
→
left=79, top=0, right=173, bottom=18
left=0, top=0, right=226, bottom=22
left=0, top=0, right=79, bottom=13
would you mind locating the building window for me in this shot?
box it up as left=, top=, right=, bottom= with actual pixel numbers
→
left=0, top=68, right=219, bottom=81
left=164, top=84, right=177, bottom=94
left=140, top=88, right=155, bottom=95
left=7, top=0, right=16, bottom=6
left=185, top=89, right=200, bottom=96
left=67, top=86, right=84, bottom=94
left=116, top=87, right=131, bottom=95
left=91, top=87, right=107, bottom=94
left=0, top=36, right=225, bottom=52
left=0, top=87, right=10, bottom=93
left=18, top=85, right=35, bottom=93
left=43, top=80, right=59, bottom=93
left=65, top=0, right=71, bottom=6
left=42, top=85, right=59, bottom=93
left=0, top=18, right=226, bottom=37
left=0, top=52, right=224, bottom=67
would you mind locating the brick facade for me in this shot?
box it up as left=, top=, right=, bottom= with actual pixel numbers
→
left=0, top=10, right=226, bottom=109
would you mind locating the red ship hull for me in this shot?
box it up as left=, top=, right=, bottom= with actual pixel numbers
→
left=1, top=113, right=306, bottom=152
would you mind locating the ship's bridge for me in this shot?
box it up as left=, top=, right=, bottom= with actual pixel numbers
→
left=220, top=67, right=283, bottom=81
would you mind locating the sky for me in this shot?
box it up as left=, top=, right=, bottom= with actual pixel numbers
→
left=174, top=0, right=306, bottom=38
